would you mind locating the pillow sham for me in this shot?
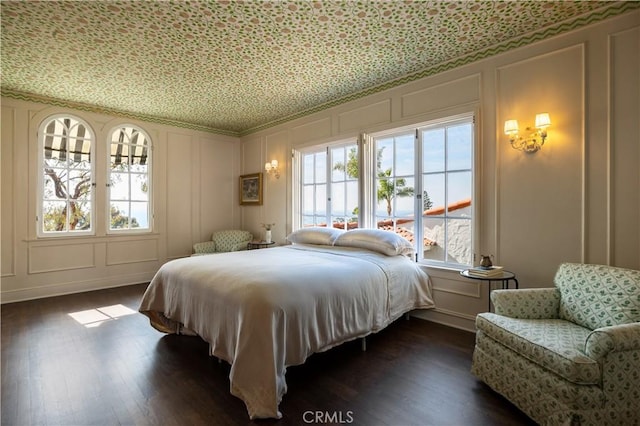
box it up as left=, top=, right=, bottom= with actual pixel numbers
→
left=286, top=227, right=345, bottom=246
left=333, top=228, right=415, bottom=257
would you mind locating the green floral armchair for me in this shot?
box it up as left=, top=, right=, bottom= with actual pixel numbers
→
left=192, top=230, right=253, bottom=255
left=471, top=263, right=640, bottom=426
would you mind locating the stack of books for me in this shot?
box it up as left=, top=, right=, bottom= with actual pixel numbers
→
left=467, top=265, right=504, bottom=277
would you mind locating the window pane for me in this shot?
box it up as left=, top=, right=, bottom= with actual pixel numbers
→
left=110, top=173, right=130, bottom=201
left=110, top=202, right=130, bottom=229
left=315, top=152, right=326, bottom=184
left=303, top=185, right=314, bottom=214
left=72, top=201, right=91, bottom=230
left=331, top=181, right=345, bottom=216
left=377, top=138, right=393, bottom=174
left=422, top=217, right=445, bottom=262
left=331, top=147, right=346, bottom=182
left=423, top=128, right=445, bottom=173
left=447, top=123, right=472, bottom=170
left=131, top=174, right=149, bottom=201
left=130, top=202, right=148, bottom=228
left=446, top=218, right=472, bottom=265
left=395, top=133, right=414, bottom=176
left=423, top=173, right=445, bottom=212
left=69, top=169, right=92, bottom=201
left=346, top=180, right=358, bottom=218
left=303, top=155, right=314, bottom=184
left=447, top=171, right=472, bottom=211
left=315, top=184, right=326, bottom=216
left=42, top=201, right=68, bottom=232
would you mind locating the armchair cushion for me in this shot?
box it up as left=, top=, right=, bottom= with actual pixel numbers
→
left=555, top=263, right=640, bottom=330
left=476, top=313, right=600, bottom=385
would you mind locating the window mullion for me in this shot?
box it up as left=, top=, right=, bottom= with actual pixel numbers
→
left=415, top=129, right=424, bottom=261
left=325, top=147, right=331, bottom=227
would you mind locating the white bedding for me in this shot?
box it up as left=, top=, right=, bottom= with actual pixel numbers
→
left=139, top=244, right=434, bottom=419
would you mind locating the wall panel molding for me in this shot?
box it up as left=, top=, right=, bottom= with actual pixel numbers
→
left=1, top=106, right=16, bottom=277
left=28, top=243, right=95, bottom=274
left=106, top=238, right=159, bottom=266
left=337, top=99, right=391, bottom=134
left=400, top=74, right=480, bottom=119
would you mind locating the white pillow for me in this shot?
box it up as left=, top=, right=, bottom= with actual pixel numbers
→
left=286, top=227, right=345, bottom=246
left=333, top=228, right=414, bottom=257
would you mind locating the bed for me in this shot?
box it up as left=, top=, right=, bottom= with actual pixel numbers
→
left=139, top=228, right=435, bottom=419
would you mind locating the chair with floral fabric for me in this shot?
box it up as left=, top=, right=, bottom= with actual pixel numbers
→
left=192, top=229, right=253, bottom=255
left=471, top=262, right=640, bottom=426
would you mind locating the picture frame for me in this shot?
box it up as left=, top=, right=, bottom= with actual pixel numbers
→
left=239, top=173, right=263, bottom=205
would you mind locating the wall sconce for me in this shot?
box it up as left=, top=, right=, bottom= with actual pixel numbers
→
left=264, top=159, right=280, bottom=179
left=504, top=113, right=551, bottom=153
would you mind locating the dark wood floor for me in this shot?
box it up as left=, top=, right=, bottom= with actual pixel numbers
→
left=1, top=284, right=535, bottom=426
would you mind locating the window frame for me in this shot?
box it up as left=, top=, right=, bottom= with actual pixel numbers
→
left=37, top=114, right=96, bottom=238
left=293, top=111, right=478, bottom=270
left=106, top=124, right=153, bottom=234
left=293, top=138, right=359, bottom=231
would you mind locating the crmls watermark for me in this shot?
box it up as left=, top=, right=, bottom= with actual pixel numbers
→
left=302, top=410, right=354, bottom=424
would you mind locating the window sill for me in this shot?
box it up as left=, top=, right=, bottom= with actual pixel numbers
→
left=24, top=232, right=160, bottom=244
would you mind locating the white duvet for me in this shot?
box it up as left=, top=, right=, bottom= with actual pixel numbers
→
left=139, top=244, right=434, bottom=419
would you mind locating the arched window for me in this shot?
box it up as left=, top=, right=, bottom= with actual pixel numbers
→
left=107, top=126, right=152, bottom=232
left=39, top=115, right=95, bottom=236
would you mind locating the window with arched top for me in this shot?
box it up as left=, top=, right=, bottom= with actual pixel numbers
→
left=38, top=115, right=95, bottom=236
left=107, top=125, right=152, bottom=232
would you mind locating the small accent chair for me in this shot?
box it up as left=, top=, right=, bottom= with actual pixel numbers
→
left=192, top=230, right=253, bottom=256
left=471, top=263, right=640, bottom=426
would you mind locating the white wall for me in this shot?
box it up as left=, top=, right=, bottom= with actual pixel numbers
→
left=1, top=100, right=241, bottom=302
left=239, top=11, right=640, bottom=331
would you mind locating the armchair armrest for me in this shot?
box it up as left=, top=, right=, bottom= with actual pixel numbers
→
left=230, top=239, right=252, bottom=252
left=491, top=288, right=560, bottom=319
left=193, top=241, right=216, bottom=254
left=585, top=322, right=640, bottom=361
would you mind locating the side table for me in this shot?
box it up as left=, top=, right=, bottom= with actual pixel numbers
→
left=247, top=241, right=275, bottom=250
left=460, top=269, right=519, bottom=311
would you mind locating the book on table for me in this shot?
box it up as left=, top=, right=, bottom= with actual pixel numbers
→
left=467, top=266, right=504, bottom=277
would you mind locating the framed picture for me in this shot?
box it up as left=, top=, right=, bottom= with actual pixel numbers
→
left=239, top=173, right=263, bottom=205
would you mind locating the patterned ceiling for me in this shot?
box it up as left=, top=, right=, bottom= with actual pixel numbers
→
left=1, top=1, right=636, bottom=136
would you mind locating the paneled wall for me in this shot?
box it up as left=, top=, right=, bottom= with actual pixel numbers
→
left=0, top=99, right=241, bottom=303
left=239, top=11, right=640, bottom=331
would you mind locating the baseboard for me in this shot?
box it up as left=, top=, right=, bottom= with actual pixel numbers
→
left=0, top=272, right=155, bottom=304
left=410, top=308, right=477, bottom=333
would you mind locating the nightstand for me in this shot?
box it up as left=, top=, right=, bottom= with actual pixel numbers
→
left=247, top=241, right=276, bottom=250
left=460, top=269, right=519, bottom=311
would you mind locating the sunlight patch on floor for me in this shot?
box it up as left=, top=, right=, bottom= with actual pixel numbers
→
left=68, top=304, right=137, bottom=328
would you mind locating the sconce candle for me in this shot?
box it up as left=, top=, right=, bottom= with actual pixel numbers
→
left=504, top=113, right=551, bottom=153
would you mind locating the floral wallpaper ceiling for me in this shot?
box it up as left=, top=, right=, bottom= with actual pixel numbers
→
left=1, top=1, right=636, bottom=136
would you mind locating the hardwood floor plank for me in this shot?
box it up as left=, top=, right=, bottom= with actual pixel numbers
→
left=1, top=284, right=535, bottom=425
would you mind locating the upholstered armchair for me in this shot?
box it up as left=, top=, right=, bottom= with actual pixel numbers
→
left=471, top=263, right=640, bottom=426
left=192, top=230, right=253, bottom=255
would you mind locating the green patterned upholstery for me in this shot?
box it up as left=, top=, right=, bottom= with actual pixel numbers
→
left=192, top=230, right=252, bottom=255
left=555, top=263, right=640, bottom=330
left=472, top=263, right=640, bottom=426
